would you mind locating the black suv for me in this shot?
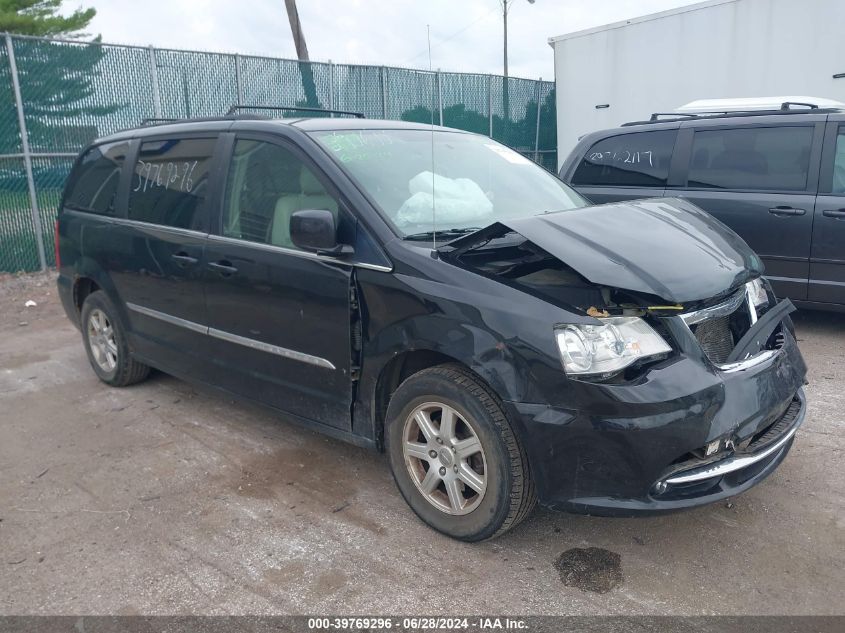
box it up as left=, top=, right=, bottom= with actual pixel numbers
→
left=57, top=112, right=807, bottom=541
left=559, top=101, right=845, bottom=311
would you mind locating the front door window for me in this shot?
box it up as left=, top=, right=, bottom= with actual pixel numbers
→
left=222, top=139, right=339, bottom=249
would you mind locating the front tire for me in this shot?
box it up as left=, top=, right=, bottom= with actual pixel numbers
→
left=81, top=291, right=150, bottom=387
left=386, top=364, right=536, bottom=541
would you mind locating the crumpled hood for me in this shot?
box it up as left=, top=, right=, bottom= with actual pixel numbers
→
left=440, top=197, right=764, bottom=304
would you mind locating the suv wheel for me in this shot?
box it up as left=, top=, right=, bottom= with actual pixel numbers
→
left=386, top=364, right=536, bottom=541
left=81, top=291, right=150, bottom=387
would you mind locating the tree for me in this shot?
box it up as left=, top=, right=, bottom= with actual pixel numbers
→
left=0, top=1, right=117, bottom=154
left=401, top=104, right=489, bottom=135
left=0, top=1, right=96, bottom=37
left=401, top=94, right=555, bottom=170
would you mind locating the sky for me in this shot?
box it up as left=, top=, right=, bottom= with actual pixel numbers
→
left=66, top=0, right=704, bottom=79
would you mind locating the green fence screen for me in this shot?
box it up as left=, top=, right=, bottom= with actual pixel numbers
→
left=0, top=33, right=556, bottom=272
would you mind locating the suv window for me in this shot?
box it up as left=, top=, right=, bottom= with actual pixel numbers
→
left=64, top=141, right=131, bottom=215
left=222, top=139, right=339, bottom=250
left=687, top=126, right=813, bottom=191
left=128, top=138, right=216, bottom=230
left=832, top=127, right=845, bottom=194
left=571, top=130, right=676, bottom=187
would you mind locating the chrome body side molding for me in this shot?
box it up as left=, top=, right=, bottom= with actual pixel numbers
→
left=207, top=327, right=336, bottom=370
left=125, top=302, right=208, bottom=334
left=125, top=302, right=335, bottom=370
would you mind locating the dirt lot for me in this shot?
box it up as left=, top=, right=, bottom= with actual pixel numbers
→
left=0, top=271, right=842, bottom=615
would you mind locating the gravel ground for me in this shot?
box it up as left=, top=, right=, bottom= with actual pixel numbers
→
left=0, top=271, right=842, bottom=615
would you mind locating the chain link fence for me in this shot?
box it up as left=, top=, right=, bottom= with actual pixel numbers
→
left=0, top=33, right=557, bottom=273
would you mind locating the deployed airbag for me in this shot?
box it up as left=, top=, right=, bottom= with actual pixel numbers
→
left=396, top=171, right=493, bottom=227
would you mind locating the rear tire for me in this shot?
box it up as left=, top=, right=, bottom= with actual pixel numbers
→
left=386, top=364, right=536, bottom=541
left=81, top=291, right=150, bottom=387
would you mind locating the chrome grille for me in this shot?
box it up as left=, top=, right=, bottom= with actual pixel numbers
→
left=691, top=315, right=735, bottom=364
left=681, top=288, right=750, bottom=366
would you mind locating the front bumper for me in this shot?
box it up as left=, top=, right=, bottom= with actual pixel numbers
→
left=656, top=393, right=803, bottom=492
left=504, top=326, right=808, bottom=516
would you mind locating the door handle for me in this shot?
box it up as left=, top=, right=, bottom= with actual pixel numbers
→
left=207, top=260, right=238, bottom=276
left=171, top=252, right=198, bottom=266
left=768, top=206, right=806, bottom=217
left=822, top=208, right=845, bottom=219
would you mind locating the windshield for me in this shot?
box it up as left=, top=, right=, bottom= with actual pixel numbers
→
left=310, top=129, right=587, bottom=237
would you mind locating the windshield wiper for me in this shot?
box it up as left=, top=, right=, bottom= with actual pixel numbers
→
left=403, top=227, right=483, bottom=241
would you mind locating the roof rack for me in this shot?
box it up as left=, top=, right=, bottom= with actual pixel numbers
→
left=621, top=96, right=845, bottom=127
left=137, top=104, right=366, bottom=129
left=675, top=96, right=844, bottom=114
left=645, top=112, right=699, bottom=122
left=780, top=100, right=820, bottom=110
left=138, top=113, right=269, bottom=127
left=622, top=107, right=843, bottom=127
left=226, top=104, right=365, bottom=118
left=140, top=117, right=179, bottom=126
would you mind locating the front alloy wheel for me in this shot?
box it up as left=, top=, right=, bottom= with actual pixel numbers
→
left=402, top=402, right=487, bottom=515
left=386, top=364, right=536, bottom=541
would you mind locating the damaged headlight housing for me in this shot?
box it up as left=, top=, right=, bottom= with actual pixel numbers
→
left=747, top=277, right=768, bottom=309
left=555, top=317, right=671, bottom=377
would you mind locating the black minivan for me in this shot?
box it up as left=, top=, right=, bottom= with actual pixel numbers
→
left=57, top=113, right=807, bottom=541
left=559, top=101, right=845, bottom=311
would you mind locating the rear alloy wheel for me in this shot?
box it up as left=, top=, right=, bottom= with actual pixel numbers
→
left=86, top=309, right=118, bottom=373
left=386, top=364, right=536, bottom=541
left=81, top=291, right=150, bottom=387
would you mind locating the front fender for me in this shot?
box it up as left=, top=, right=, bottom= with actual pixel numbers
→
left=365, top=313, right=536, bottom=402
left=353, top=267, right=580, bottom=443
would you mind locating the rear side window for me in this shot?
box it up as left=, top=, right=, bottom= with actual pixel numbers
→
left=128, top=138, right=216, bottom=230
left=687, top=126, right=813, bottom=191
left=571, top=130, right=676, bottom=187
left=64, top=141, right=131, bottom=215
left=831, top=127, right=845, bottom=194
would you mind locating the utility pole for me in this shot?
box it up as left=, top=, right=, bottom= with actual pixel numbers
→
left=499, top=0, right=533, bottom=138
left=283, top=0, right=320, bottom=107
left=501, top=0, right=535, bottom=78
left=503, top=0, right=508, bottom=78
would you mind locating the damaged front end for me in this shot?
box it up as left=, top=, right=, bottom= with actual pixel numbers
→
left=436, top=198, right=807, bottom=514
left=437, top=198, right=792, bottom=381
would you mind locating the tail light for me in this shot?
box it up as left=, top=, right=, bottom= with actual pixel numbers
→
left=54, top=219, right=60, bottom=269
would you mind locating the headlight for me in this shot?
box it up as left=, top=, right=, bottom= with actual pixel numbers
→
left=555, top=316, right=671, bottom=377
left=747, top=277, right=768, bottom=308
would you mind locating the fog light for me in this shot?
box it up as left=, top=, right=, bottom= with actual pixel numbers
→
left=654, top=481, right=668, bottom=495
left=704, top=440, right=721, bottom=457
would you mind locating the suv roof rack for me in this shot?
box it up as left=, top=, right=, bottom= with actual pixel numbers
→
left=622, top=96, right=845, bottom=127
left=138, top=113, right=269, bottom=127
left=140, top=117, right=179, bottom=126
left=137, top=104, right=364, bottom=129
left=676, top=96, right=845, bottom=113
left=226, top=104, right=366, bottom=118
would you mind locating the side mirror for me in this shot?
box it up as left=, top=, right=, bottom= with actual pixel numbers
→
left=289, top=209, right=353, bottom=255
